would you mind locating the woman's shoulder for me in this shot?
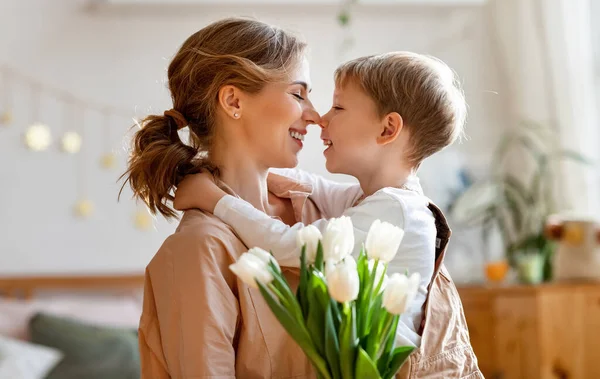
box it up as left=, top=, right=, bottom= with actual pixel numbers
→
left=151, top=209, right=246, bottom=270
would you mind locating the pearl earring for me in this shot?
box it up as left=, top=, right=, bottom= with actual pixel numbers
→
left=234, top=113, right=239, bottom=118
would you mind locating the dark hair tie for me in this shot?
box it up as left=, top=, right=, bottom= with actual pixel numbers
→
left=164, top=109, right=188, bottom=130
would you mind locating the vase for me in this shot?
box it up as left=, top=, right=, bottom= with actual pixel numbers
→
left=516, top=253, right=545, bottom=285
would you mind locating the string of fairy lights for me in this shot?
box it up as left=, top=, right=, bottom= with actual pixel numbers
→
left=0, top=9, right=473, bottom=232
left=0, top=65, right=153, bottom=231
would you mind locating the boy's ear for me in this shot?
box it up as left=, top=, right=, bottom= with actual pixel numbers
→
left=377, top=112, right=403, bottom=145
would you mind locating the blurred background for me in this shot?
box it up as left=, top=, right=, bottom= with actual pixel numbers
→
left=1, top=0, right=599, bottom=378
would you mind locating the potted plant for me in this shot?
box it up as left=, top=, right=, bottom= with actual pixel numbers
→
left=449, top=121, right=593, bottom=284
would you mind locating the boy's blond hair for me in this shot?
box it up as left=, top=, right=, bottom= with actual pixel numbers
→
left=335, top=51, right=467, bottom=166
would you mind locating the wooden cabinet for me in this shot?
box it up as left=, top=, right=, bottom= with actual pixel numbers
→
left=458, top=283, right=600, bottom=379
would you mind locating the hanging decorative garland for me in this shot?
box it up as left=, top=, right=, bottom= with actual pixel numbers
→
left=0, top=64, right=155, bottom=229
left=100, top=110, right=118, bottom=169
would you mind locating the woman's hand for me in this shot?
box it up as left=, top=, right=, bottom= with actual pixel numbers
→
left=174, top=172, right=226, bottom=213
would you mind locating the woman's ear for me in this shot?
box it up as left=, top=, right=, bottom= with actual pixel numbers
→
left=218, top=85, right=243, bottom=119
left=376, top=112, right=403, bottom=145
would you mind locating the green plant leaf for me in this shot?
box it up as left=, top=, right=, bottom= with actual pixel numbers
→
left=450, top=181, right=500, bottom=227
left=555, top=150, right=595, bottom=165
left=324, top=303, right=341, bottom=379
left=306, top=271, right=330, bottom=356
left=256, top=281, right=332, bottom=379
left=378, top=312, right=400, bottom=374
left=383, top=346, right=414, bottom=379
left=268, top=262, right=304, bottom=324
left=330, top=298, right=342, bottom=330
left=355, top=346, right=381, bottom=379
left=298, top=246, right=309, bottom=320
left=315, top=240, right=324, bottom=272
left=356, top=249, right=368, bottom=335
left=502, top=174, right=534, bottom=203
left=364, top=292, right=384, bottom=353
left=339, top=304, right=357, bottom=379
left=358, top=259, right=379, bottom=339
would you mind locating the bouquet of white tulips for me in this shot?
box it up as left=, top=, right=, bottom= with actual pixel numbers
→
left=230, top=217, right=420, bottom=379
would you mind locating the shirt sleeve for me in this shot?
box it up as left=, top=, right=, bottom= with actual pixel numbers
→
left=140, top=233, right=239, bottom=378
left=270, top=168, right=363, bottom=218
left=214, top=192, right=405, bottom=267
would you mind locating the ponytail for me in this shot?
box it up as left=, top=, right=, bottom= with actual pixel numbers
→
left=120, top=115, right=198, bottom=219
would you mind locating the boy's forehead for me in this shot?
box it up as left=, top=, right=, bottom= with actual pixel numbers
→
left=334, top=80, right=360, bottom=97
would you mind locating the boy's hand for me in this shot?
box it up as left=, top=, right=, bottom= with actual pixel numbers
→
left=173, top=172, right=226, bottom=213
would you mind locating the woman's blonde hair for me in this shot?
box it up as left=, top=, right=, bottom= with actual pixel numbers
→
left=120, top=18, right=306, bottom=218
left=335, top=51, right=467, bottom=166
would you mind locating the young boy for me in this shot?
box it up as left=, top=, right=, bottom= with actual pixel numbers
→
left=175, top=51, right=467, bottom=348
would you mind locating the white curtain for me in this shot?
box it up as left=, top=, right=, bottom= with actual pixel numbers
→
left=489, top=0, right=600, bottom=215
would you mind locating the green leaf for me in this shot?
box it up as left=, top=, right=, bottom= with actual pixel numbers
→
left=256, top=281, right=332, bottom=379
left=306, top=271, right=330, bottom=356
left=339, top=304, right=357, bottom=379
left=355, top=347, right=382, bottom=379
left=378, top=312, right=400, bottom=374
left=364, top=293, right=384, bottom=353
left=324, top=304, right=341, bottom=379
left=315, top=240, right=324, bottom=272
left=337, top=10, right=350, bottom=27
left=356, top=249, right=368, bottom=335
left=268, top=262, right=304, bottom=324
left=502, top=174, right=533, bottom=204
left=359, top=259, right=379, bottom=339
left=298, top=246, right=309, bottom=320
left=330, top=298, right=342, bottom=330
left=383, top=346, right=414, bottom=379
left=554, top=149, right=595, bottom=165
left=372, top=264, right=387, bottom=299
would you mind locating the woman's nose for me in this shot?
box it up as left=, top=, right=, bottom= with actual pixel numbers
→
left=302, top=101, right=321, bottom=126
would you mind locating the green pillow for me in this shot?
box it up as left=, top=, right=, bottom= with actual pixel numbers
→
left=29, top=312, right=140, bottom=379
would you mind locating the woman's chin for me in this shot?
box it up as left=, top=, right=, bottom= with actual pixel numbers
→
left=278, top=154, right=299, bottom=169
left=324, top=159, right=339, bottom=174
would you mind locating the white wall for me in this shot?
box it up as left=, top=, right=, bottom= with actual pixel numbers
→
left=0, top=0, right=505, bottom=275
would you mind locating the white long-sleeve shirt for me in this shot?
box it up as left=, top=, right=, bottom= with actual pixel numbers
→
left=214, top=168, right=436, bottom=347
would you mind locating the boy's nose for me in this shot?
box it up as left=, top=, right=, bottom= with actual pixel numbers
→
left=319, top=112, right=330, bottom=129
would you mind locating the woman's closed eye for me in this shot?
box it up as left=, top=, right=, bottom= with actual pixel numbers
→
left=332, top=106, right=344, bottom=111
left=291, top=93, right=305, bottom=101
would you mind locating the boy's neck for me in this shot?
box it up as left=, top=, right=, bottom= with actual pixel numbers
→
left=357, top=162, right=416, bottom=197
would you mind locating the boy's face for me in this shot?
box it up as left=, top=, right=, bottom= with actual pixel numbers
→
left=320, top=81, right=383, bottom=177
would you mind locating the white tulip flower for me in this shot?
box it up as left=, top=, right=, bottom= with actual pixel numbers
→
left=326, top=256, right=360, bottom=303
left=324, top=259, right=337, bottom=278
left=322, top=216, right=355, bottom=263
left=365, top=220, right=404, bottom=263
left=248, top=247, right=280, bottom=271
left=296, top=225, right=323, bottom=263
left=382, top=272, right=421, bottom=315
left=230, top=252, right=275, bottom=289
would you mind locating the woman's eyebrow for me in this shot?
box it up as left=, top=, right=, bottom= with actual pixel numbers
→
left=291, top=80, right=312, bottom=93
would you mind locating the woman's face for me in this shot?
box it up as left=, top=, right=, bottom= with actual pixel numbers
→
left=240, top=58, right=320, bottom=169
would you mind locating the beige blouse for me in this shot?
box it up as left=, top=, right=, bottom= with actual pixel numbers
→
left=138, top=172, right=483, bottom=379
left=138, top=173, right=321, bottom=378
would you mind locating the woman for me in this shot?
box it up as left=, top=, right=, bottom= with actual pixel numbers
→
left=122, top=18, right=322, bottom=378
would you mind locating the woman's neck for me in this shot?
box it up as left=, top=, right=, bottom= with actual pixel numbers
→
left=219, top=163, right=272, bottom=214
left=210, top=138, right=273, bottom=214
